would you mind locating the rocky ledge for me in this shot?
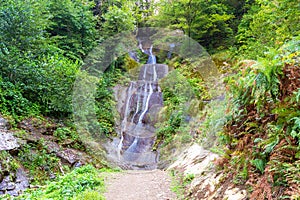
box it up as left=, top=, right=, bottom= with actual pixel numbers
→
left=167, top=144, right=248, bottom=200
left=0, top=116, right=93, bottom=197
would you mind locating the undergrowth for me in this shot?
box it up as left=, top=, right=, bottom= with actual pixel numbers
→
left=218, top=37, right=300, bottom=199
left=10, top=165, right=107, bottom=200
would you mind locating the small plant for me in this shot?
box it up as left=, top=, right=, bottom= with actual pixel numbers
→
left=54, top=127, right=76, bottom=141
left=17, top=165, right=105, bottom=200
left=183, top=173, right=195, bottom=185
left=18, top=141, right=59, bottom=183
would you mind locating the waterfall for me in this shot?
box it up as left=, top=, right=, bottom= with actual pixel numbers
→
left=118, top=82, right=133, bottom=159
left=138, top=81, right=153, bottom=124
left=147, top=45, right=156, bottom=64
left=126, top=137, right=138, bottom=153
left=108, top=40, right=168, bottom=169
left=138, top=39, right=144, bottom=53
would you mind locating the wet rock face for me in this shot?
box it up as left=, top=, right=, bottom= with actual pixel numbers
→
left=138, top=64, right=168, bottom=80
left=107, top=64, right=168, bottom=169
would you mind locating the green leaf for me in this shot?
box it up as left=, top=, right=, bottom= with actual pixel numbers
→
left=250, top=159, right=266, bottom=174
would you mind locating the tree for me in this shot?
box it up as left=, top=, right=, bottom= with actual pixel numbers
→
left=101, top=5, right=135, bottom=37
left=47, top=0, right=98, bottom=60
left=0, top=0, right=49, bottom=51
left=236, top=0, right=300, bottom=57
left=152, top=0, right=234, bottom=51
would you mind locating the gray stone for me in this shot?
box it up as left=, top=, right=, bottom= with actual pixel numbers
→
left=6, top=182, right=15, bottom=191
left=56, top=148, right=78, bottom=165
left=0, top=117, right=9, bottom=130
left=0, top=132, right=19, bottom=151
left=45, top=141, right=60, bottom=153
left=73, top=161, right=82, bottom=168
left=0, top=168, right=29, bottom=196
left=56, top=148, right=90, bottom=166
left=167, top=144, right=248, bottom=200
left=7, top=168, right=29, bottom=196
left=0, top=179, right=8, bottom=191
left=138, top=64, right=168, bottom=80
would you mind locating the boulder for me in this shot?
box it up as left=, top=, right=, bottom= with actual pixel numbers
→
left=0, top=132, right=19, bottom=151
left=56, top=148, right=91, bottom=166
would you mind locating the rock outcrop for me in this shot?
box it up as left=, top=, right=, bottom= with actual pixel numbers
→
left=0, top=115, right=93, bottom=197
left=167, top=144, right=248, bottom=200
left=0, top=116, right=29, bottom=196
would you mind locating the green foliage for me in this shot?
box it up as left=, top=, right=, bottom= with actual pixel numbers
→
left=101, top=5, right=135, bottom=37
left=223, top=37, right=300, bottom=197
left=156, top=111, right=184, bottom=145
left=170, top=170, right=195, bottom=199
left=1, top=51, right=79, bottom=116
left=0, top=0, right=99, bottom=119
left=236, top=0, right=300, bottom=58
left=74, top=190, right=105, bottom=200
left=0, top=0, right=49, bottom=51
left=0, top=78, right=39, bottom=120
left=18, top=141, right=60, bottom=183
left=0, top=151, right=20, bottom=174
left=226, top=47, right=283, bottom=112
left=48, top=0, right=98, bottom=59
left=155, top=69, right=201, bottom=147
left=250, top=158, right=266, bottom=174
left=152, top=0, right=234, bottom=51
left=198, top=100, right=227, bottom=148
left=130, top=0, right=155, bottom=27
left=18, top=165, right=105, bottom=200
left=183, top=173, right=195, bottom=184
left=54, top=127, right=80, bottom=145
left=95, top=67, right=125, bottom=136
left=160, top=70, right=194, bottom=108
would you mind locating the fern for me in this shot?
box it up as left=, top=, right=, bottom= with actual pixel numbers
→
left=290, top=117, right=300, bottom=142
left=294, top=89, right=300, bottom=103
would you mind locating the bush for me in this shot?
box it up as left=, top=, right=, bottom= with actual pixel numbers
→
left=0, top=50, right=79, bottom=116
left=0, top=78, right=39, bottom=120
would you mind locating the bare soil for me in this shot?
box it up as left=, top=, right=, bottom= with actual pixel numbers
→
left=103, top=170, right=177, bottom=200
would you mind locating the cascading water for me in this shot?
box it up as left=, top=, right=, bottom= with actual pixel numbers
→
left=147, top=45, right=157, bottom=64
left=107, top=42, right=168, bottom=169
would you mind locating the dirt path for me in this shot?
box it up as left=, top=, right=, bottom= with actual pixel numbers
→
left=103, top=170, right=177, bottom=200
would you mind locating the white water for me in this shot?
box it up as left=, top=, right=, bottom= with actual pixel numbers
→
left=118, top=82, right=133, bottom=159
left=153, top=65, right=157, bottom=82
left=137, top=45, right=157, bottom=124
left=138, top=81, right=153, bottom=125
left=147, top=45, right=156, bottom=64
left=116, top=41, right=160, bottom=167
left=138, top=39, right=144, bottom=53
left=126, top=137, right=138, bottom=153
